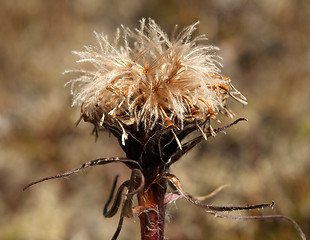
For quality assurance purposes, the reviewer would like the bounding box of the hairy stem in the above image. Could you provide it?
[137,178,167,240]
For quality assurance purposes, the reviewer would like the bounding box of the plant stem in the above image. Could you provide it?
[137,178,167,240]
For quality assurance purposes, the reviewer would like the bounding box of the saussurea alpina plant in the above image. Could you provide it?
[24,19,306,240]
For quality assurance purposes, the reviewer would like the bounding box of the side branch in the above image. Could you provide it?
[103,178,130,218]
[154,173,273,212]
[23,157,140,190]
[154,173,306,240]
[212,213,306,240]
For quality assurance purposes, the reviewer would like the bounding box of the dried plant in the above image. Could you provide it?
[24,19,306,240]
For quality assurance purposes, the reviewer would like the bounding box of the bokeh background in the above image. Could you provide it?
[1,0,309,239]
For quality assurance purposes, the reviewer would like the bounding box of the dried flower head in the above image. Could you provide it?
[25,19,306,240]
[66,18,247,138]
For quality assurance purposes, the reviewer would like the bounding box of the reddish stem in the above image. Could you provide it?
[137,178,167,240]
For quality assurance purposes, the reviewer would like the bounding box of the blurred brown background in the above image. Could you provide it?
[1,0,309,239]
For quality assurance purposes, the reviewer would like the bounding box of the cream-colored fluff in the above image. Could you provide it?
[66,18,247,133]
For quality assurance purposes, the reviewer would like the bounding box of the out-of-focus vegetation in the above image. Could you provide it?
[1,0,309,239]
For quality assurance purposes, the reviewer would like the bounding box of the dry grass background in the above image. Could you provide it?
[1,0,309,239]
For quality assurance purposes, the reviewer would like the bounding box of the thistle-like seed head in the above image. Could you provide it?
[66,18,246,134]
[66,19,247,174]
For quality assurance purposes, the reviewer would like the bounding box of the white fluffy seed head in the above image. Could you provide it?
[66,18,247,133]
